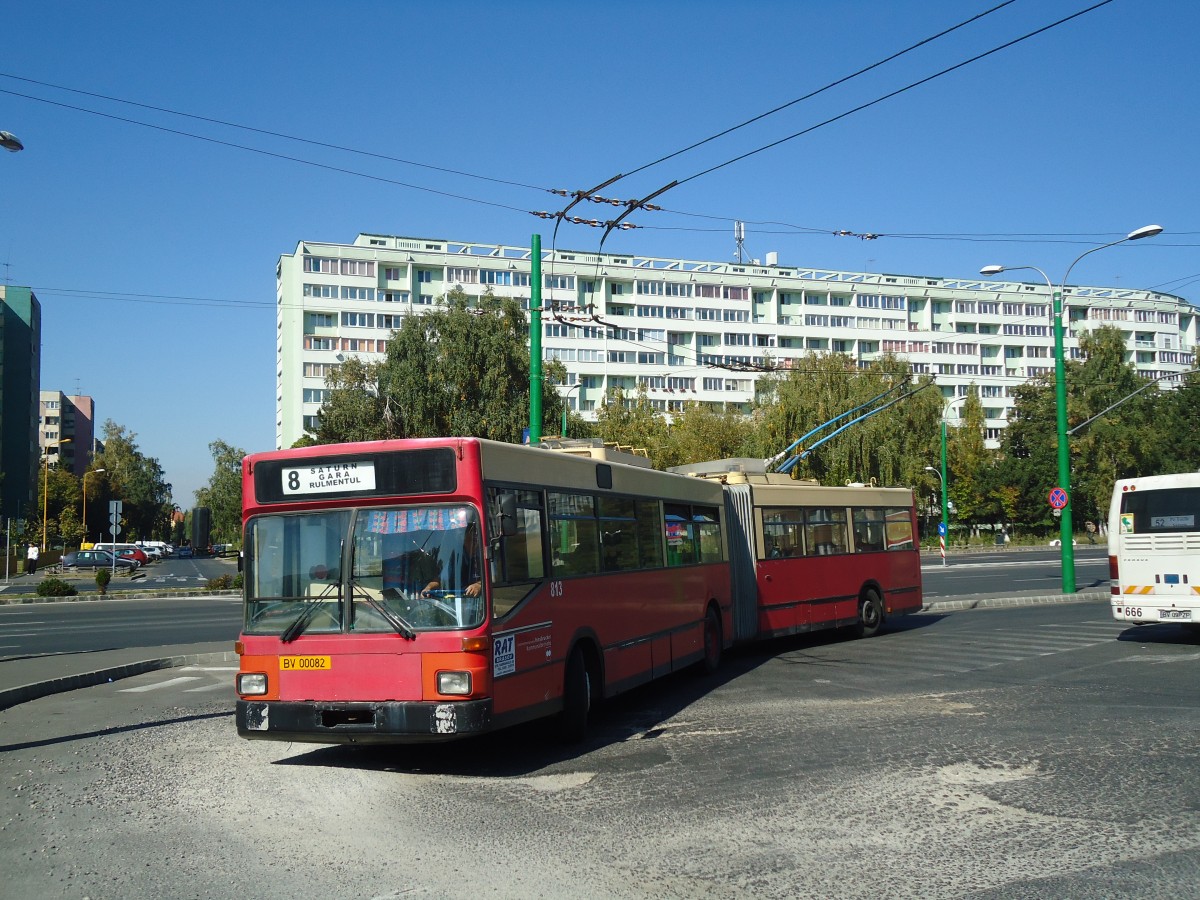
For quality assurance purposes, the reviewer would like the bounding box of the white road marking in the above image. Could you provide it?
[118,676,202,693]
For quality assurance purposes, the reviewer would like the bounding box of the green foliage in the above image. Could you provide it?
[656,402,756,470]
[206,574,235,591]
[995,325,1178,529]
[95,567,112,593]
[92,421,172,541]
[308,288,566,443]
[947,391,995,525]
[593,387,670,462]
[36,577,77,597]
[195,440,246,545]
[751,353,943,487]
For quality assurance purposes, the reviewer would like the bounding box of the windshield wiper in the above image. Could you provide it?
[280,582,339,644]
[351,582,416,639]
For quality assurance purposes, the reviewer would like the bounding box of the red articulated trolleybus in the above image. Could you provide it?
[234,439,922,745]
[669,458,923,642]
[235,437,730,744]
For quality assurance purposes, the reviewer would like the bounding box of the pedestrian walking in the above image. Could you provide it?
[25,543,39,575]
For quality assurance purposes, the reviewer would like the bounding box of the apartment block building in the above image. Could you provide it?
[39,391,96,477]
[0,285,41,523]
[276,234,1197,450]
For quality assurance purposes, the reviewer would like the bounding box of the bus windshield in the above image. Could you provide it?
[244,505,485,636]
[1119,487,1200,534]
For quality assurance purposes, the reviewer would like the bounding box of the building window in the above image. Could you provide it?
[384,267,405,281]
[339,260,375,277]
[342,312,375,328]
[417,270,433,283]
[304,257,337,274]
[307,313,335,329]
[341,286,375,301]
[447,267,478,284]
[303,284,338,298]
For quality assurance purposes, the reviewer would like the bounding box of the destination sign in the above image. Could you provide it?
[282,461,377,495]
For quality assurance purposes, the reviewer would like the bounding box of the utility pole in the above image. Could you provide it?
[529,234,543,445]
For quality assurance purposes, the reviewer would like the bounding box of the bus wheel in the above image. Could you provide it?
[559,647,592,743]
[701,606,723,675]
[854,590,884,639]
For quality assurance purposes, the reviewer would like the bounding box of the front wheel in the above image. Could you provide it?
[854,590,884,639]
[558,647,592,744]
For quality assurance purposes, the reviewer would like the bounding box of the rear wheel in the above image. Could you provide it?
[701,606,723,675]
[558,647,592,743]
[854,590,884,639]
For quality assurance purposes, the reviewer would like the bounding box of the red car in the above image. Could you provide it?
[117,547,149,567]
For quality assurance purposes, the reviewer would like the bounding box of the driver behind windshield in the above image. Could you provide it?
[381,532,441,597]
[422,523,482,598]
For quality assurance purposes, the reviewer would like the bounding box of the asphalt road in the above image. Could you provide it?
[921,545,1109,597]
[2,600,1196,899]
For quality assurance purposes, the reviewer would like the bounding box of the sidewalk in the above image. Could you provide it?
[0,586,1111,713]
[0,641,237,711]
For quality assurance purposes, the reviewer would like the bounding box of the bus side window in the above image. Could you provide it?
[488,487,547,618]
[664,504,696,566]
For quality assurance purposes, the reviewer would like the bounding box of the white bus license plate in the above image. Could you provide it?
[1158,609,1193,621]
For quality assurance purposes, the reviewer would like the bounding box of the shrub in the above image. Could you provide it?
[36,577,78,597]
[206,574,234,591]
[233,572,243,590]
[95,567,112,594]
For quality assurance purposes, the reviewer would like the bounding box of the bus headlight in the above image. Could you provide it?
[237,673,268,695]
[437,671,472,695]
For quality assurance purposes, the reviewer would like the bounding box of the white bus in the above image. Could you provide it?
[1108,472,1200,632]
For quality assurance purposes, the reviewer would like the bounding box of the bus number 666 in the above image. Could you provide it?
[1122,607,1143,619]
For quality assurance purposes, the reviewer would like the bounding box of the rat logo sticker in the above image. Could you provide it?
[493,634,516,677]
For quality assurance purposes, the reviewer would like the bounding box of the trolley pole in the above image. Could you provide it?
[529,233,543,446]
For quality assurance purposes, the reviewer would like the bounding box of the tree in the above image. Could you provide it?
[92,421,172,541]
[195,440,246,545]
[751,353,943,487]
[946,390,997,532]
[310,288,565,443]
[996,325,1164,531]
[592,387,670,462]
[657,402,756,470]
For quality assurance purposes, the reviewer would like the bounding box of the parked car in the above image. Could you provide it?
[62,549,137,571]
[116,547,149,567]
[137,545,163,561]
[177,546,194,559]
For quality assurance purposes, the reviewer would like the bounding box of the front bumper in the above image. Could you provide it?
[236,698,492,744]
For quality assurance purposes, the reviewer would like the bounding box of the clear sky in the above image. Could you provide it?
[2,1,1196,505]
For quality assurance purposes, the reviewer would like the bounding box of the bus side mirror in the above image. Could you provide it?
[498,493,518,537]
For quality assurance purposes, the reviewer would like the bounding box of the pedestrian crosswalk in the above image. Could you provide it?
[772,619,1127,679]
[116,665,236,695]
[849,621,1124,677]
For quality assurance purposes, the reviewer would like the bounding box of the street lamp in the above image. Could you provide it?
[924,465,948,567]
[980,223,1163,593]
[0,131,23,153]
[560,383,581,438]
[82,468,106,544]
[41,438,72,551]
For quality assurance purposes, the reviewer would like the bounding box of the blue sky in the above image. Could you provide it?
[2,1,1196,504]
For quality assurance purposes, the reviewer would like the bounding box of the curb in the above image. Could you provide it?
[0,589,240,605]
[922,590,1108,612]
[0,650,239,712]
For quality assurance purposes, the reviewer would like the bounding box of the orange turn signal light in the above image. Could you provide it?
[234,640,245,655]
[461,636,489,653]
